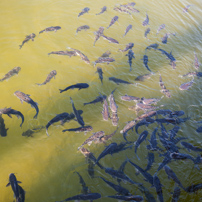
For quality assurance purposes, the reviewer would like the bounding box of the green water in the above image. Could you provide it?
[0,0,202,201]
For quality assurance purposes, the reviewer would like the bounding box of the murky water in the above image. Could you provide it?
[0,0,202,201]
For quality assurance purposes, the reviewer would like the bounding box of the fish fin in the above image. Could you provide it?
[6,182,10,187]
[7,114,12,118]
[17,181,22,183]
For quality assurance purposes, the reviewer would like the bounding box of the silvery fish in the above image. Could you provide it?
[111,112,119,126]
[0,66,21,82]
[142,12,149,26]
[19,33,36,49]
[179,79,194,90]
[123,24,132,37]
[159,74,171,98]
[121,94,141,102]
[94,57,115,67]
[102,35,119,44]
[39,26,61,34]
[36,70,57,86]
[96,6,107,15]
[48,50,77,57]
[108,88,118,113]
[101,98,110,121]
[68,47,90,64]
[78,7,90,17]
[119,42,134,52]
[107,16,119,29]
[94,26,104,46]
[114,6,131,15]
[76,25,90,34]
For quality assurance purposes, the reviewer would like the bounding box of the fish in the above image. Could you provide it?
[96,67,103,84]
[6,173,22,202]
[138,184,156,202]
[0,115,8,137]
[179,79,194,90]
[110,141,133,154]
[76,25,90,34]
[78,131,105,150]
[141,97,162,105]
[145,152,155,172]
[161,33,169,44]
[94,26,104,46]
[96,6,107,15]
[122,2,136,7]
[0,107,24,127]
[98,127,118,144]
[94,57,115,67]
[109,77,136,85]
[157,153,172,172]
[142,12,149,26]
[185,183,202,193]
[123,5,140,13]
[59,83,89,93]
[108,88,118,113]
[78,7,90,17]
[159,74,171,98]
[48,50,77,57]
[169,126,181,139]
[101,51,111,58]
[107,16,119,29]
[121,95,141,102]
[0,66,21,82]
[164,165,185,190]
[147,127,161,151]
[68,47,90,64]
[134,103,159,113]
[114,6,131,15]
[146,43,159,50]
[170,61,176,69]
[183,5,192,13]
[194,51,200,70]
[171,187,181,202]
[180,71,202,78]
[126,49,135,71]
[107,195,143,201]
[153,174,164,202]
[18,185,25,202]
[170,152,195,162]
[157,24,166,34]
[101,98,110,121]
[117,159,128,184]
[119,42,134,52]
[61,111,83,125]
[180,141,202,152]
[14,91,39,119]
[102,35,119,44]
[169,111,185,118]
[74,172,89,194]
[19,33,36,49]
[156,109,172,116]
[196,126,202,133]
[135,73,152,82]
[123,24,132,37]
[62,126,93,134]
[22,126,44,137]
[84,94,107,106]
[36,70,57,86]
[120,120,136,134]
[111,112,119,126]
[144,28,151,38]
[70,97,85,127]
[39,26,61,34]
[157,48,176,62]
[141,55,152,72]
[87,158,95,178]
[56,193,101,202]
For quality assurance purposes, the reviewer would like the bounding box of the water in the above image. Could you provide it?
[0,0,202,201]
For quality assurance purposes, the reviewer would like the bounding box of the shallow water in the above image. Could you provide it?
[0,0,202,201]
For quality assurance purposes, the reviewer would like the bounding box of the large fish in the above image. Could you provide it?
[84,94,107,106]
[0,115,8,137]
[142,12,149,26]
[147,127,160,151]
[48,50,77,57]
[180,71,202,78]
[107,16,119,29]
[68,47,90,64]
[18,185,25,202]
[0,66,21,82]
[14,91,39,119]
[126,49,135,71]
[94,26,104,46]
[159,74,171,98]
[157,24,166,34]
[76,25,90,34]
[0,107,24,127]
[119,42,134,52]
[96,6,107,15]
[94,57,115,67]
[19,33,36,49]
[78,7,90,17]
[109,77,136,85]
[98,127,118,143]
[36,70,57,86]
[39,26,61,34]
[96,67,103,84]
[102,35,119,44]
[179,79,194,90]
[59,83,89,93]
[123,24,132,37]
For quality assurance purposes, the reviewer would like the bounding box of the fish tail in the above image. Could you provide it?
[59,89,63,93]
[46,128,50,136]
[19,45,22,49]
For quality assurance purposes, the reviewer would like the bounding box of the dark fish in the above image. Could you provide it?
[170,152,195,162]
[153,174,164,202]
[62,125,93,134]
[117,159,128,185]
[146,43,159,50]
[59,83,89,93]
[141,55,152,72]
[18,185,25,202]
[96,67,103,84]
[56,193,101,202]
[194,51,200,70]
[114,6,131,15]
[171,187,181,202]
[69,47,90,64]
[110,141,133,154]
[70,97,85,127]
[0,107,24,127]
[181,141,202,152]
[169,111,185,118]
[108,88,118,113]
[0,66,21,82]
[126,49,135,71]
[94,57,115,67]
[22,126,44,137]
[78,131,105,150]
[61,111,83,125]
[145,152,155,172]
[157,153,172,172]
[101,51,111,58]
[107,16,119,29]
[6,173,22,202]
[14,91,39,119]
[156,109,172,116]
[159,74,171,98]
[76,25,90,34]
[84,94,107,106]
[78,7,90,17]
[135,73,152,81]
[161,33,169,44]
[123,24,132,37]
[102,35,119,44]
[186,183,202,193]
[111,112,119,126]
[48,50,77,57]
[147,127,160,151]
[94,26,104,46]
[19,33,36,49]
[96,6,107,15]
[183,5,192,13]
[109,77,136,85]
[107,195,143,201]
[142,12,149,26]
[74,172,89,194]
[138,184,156,202]
[39,26,61,34]
[169,125,181,139]
[87,158,95,178]
[179,79,194,90]
[119,42,134,52]
[36,70,57,86]
[157,24,166,35]
[157,48,176,62]
[121,94,141,102]
[134,103,158,112]
[101,98,110,121]
[144,28,151,38]
[196,126,202,133]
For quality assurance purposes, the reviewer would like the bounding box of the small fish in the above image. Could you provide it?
[123,24,132,37]
[96,6,107,15]
[180,71,202,78]
[36,70,57,86]
[138,184,156,202]
[185,183,202,193]
[94,27,104,46]
[135,73,152,81]
[145,152,155,172]
[107,195,143,201]
[147,127,160,151]
[74,172,89,194]
[170,61,176,69]
[142,12,149,26]
[114,6,131,15]
[136,111,157,121]
[157,153,172,172]
[59,83,89,93]
[102,35,119,44]
[62,125,93,134]
[94,57,115,67]
[119,42,134,52]
[0,66,21,82]
[96,67,103,84]
[101,51,111,58]
[183,5,192,13]
[76,25,90,34]
[141,97,161,105]
[141,55,152,72]
[126,49,135,71]
[123,2,136,7]
[146,43,159,50]
[14,91,39,119]
[157,48,176,62]
[22,126,44,137]
[6,173,22,202]
[161,33,169,44]
[19,33,36,49]
[170,152,195,162]
[70,97,85,127]
[69,47,90,64]
[78,7,90,17]
[179,79,194,90]
[0,107,24,127]
[48,50,77,57]
[0,115,8,137]
[181,141,202,152]
[171,187,181,202]
[84,94,107,106]
[39,26,61,34]
[153,175,164,202]
[121,94,141,102]
[101,98,110,121]
[123,5,140,13]
[144,28,151,38]
[108,88,118,113]
[107,16,119,29]
[109,77,136,85]
[157,24,166,35]
[194,51,200,70]
[159,74,171,98]
[196,126,202,133]
[111,112,119,126]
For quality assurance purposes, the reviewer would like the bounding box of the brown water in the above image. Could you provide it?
[0,0,202,201]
